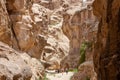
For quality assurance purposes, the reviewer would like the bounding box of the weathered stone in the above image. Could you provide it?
[0,0,12,45]
[93,0,120,80]
[0,41,44,80]
[71,61,97,80]
[61,1,97,68]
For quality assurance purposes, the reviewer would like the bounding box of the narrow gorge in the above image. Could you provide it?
[0,0,120,80]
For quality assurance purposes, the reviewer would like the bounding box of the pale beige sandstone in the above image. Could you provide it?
[60,1,98,80]
[4,0,70,70]
[0,0,101,80]
[6,0,68,60]
[61,0,98,68]
[0,41,44,80]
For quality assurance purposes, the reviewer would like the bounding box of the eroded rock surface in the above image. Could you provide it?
[2,0,70,65]
[0,0,12,45]
[0,0,102,80]
[61,0,98,68]
[93,0,120,80]
[0,41,44,80]
[0,0,70,73]
[71,61,97,80]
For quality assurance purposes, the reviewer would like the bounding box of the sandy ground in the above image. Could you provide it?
[46,72,75,80]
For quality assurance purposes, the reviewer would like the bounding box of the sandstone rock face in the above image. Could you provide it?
[11,9,48,58]
[0,0,12,45]
[0,42,32,80]
[0,0,104,80]
[93,0,120,80]
[3,0,70,62]
[0,41,44,80]
[0,0,70,71]
[20,53,44,80]
[61,0,98,68]
[0,1,47,79]
[6,0,47,58]
[40,9,70,68]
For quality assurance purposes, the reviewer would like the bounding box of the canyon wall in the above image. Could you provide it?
[1,0,120,80]
[61,0,98,68]
[58,1,98,80]
[0,0,97,70]
[0,0,110,80]
[0,0,70,79]
[93,0,120,80]
[0,0,12,45]
[2,0,70,63]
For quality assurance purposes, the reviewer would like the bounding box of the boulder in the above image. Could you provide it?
[71,61,97,80]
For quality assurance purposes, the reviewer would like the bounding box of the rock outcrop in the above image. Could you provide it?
[0,0,12,45]
[6,0,49,58]
[1,0,113,80]
[0,41,44,80]
[2,0,70,62]
[36,4,70,66]
[0,0,70,71]
[71,61,97,80]
[61,0,98,68]
[93,0,120,80]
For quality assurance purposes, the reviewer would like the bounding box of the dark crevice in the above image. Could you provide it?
[116,8,120,80]
[106,0,113,23]
[5,0,21,50]
[10,21,20,50]
[118,8,120,31]
[117,72,120,80]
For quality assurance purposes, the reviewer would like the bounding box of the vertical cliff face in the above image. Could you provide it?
[6,0,49,58]
[61,1,98,68]
[93,0,120,80]
[2,0,69,61]
[0,0,70,79]
[0,0,12,45]
[0,0,70,69]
